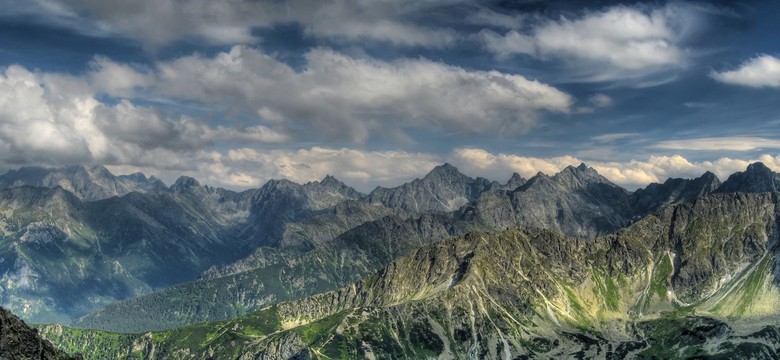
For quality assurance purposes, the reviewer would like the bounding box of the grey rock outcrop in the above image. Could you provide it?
[0,307,79,360]
[716,162,780,193]
[368,163,493,213]
[630,171,721,217]
[0,165,166,201]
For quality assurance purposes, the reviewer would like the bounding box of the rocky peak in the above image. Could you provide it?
[488,172,527,191]
[423,163,468,182]
[170,176,202,193]
[87,165,112,177]
[692,171,721,190]
[504,172,527,190]
[557,163,606,183]
[716,162,780,193]
[319,175,340,187]
[630,171,721,217]
[747,162,772,174]
[367,163,490,213]
[0,165,167,201]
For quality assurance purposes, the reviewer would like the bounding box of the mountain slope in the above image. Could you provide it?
[0,307,78,360]
[0,187,151,323]
[461,163,633,238]
[0,165,166,201]
[42,191,780,359]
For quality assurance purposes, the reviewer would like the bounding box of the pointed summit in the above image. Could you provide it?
[716,162,780,193]
[170,176,202,193]
[555,163,610,187]
[505,172,526,189]
[424,163,464,180]
[319,175,342,188]
[368,163,491,213]
[746,162,772,174]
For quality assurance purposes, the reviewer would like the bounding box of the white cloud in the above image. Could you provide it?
[19,0,464,48]
[87,56,153,97]
[479,4,697,82]
[711,55,780,88]
[0,64,287,168]
[588,94,614,108]
[153,45,573,142]
[466,7,525,29]
[592,133,638,143]
[655,136,780,151]
[0,65,94,164]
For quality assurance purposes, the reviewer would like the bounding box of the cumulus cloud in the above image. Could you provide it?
[710,55,780,88]
[87,56,153,97]
[479,3,697,82]
[153,45,573,142]
[655,136,780,151]
[0,64,287,168]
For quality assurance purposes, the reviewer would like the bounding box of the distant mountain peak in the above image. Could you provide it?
[557,163,605,184]
[746,161,771,173]
[319,174,342,187]
[716,162,780,193]
[170,176,202,193]
[0,165,167,201]
[507,172,525,184]
[425,163,463,179]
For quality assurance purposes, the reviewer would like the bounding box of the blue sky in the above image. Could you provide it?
[0,0,779,191]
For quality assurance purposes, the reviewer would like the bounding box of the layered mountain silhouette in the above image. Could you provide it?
[0,165,165,201]
[2,161,779,336]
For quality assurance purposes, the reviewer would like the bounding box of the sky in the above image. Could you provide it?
[0,0,779,192]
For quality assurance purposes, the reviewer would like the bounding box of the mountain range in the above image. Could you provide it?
[1,161,779,358]
[38,190,780,359]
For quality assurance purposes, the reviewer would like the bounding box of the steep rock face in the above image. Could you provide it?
[492,172,526,191]
[0,307,78,359]
[368,163,493,213]
[0,166,166,201]
[716,162,780,193]
[463,164,633,238]
[242,176,364,247]
[630,171,721,217]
